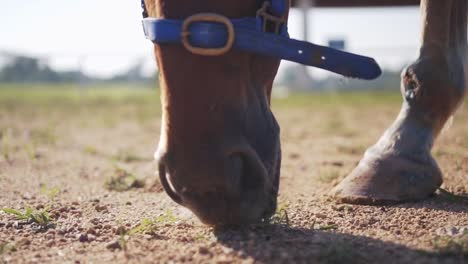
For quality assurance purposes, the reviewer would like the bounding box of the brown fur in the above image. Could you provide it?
[145,0,467,221]
[150,0,286,225]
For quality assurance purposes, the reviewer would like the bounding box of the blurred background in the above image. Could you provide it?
[1,2,467,262]
[0,0,422,92]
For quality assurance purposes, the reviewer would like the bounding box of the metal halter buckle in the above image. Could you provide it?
[181,13,235,56]
[256,2,286,34]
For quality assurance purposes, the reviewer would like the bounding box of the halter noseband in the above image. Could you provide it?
[140,0,382,80]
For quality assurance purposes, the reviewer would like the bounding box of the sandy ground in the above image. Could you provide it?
[0,89,466,263]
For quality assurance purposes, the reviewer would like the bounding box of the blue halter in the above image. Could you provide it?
[141,0,382,80]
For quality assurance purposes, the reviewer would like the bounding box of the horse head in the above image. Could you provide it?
[145,0,286,225]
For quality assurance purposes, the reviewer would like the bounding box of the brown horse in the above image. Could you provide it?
[143,0,467,225]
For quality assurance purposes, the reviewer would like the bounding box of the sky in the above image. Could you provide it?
[0,0,421,77]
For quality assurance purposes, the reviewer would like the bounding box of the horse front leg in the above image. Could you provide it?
[333,0,467,204]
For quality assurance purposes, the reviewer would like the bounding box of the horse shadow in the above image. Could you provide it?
[396,192,468,213]
[213,224,464,264]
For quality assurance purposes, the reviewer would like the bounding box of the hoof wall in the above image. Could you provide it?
[332,147,442,205]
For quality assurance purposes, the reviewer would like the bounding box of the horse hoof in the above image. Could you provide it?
[332,143,443,205]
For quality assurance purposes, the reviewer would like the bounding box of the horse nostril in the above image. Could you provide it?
[238,154,264,191]
[227,149,270,194]
[225,154,244,194]
[158,161,185,206]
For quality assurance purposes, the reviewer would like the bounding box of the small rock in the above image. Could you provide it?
[13,221,22,229]
[198,246,210,255]
[18,238,31,246]
[78,234,88,243]
[87,227,97,235]
[115,226,126,235]
[436,226,468,237]
[315,213,327,219]
[95,205,107,212]
[106,241,122,251]
[46,240,55,247]
[87,234,96,242]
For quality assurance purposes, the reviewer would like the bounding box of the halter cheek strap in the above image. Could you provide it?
[140,0,382,80]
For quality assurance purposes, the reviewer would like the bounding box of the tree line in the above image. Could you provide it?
[0,55,156,84]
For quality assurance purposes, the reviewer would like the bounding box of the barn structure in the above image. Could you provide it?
[282,0,420,90]
[291,0,420,42]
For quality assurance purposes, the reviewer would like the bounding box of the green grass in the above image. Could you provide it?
[272,90,402,109]
[318,169,341,184]
[109,210,178,252]
[0,242,16,255]
[0,84,158,107]
[39,185,61,200]
[268,201,290,226]
[30,127,56,145]
[104,168,145,192]
[1,207,54,229]
[0,84,403,110]
[127,210,178,235]
[112,150,152,163]
[437,188,468,203]
[83,146,99,155]
[431,229,468,257]
[1,83,467,110]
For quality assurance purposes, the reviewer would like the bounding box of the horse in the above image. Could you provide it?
[142,0,467,226]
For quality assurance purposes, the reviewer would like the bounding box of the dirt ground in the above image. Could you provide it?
[0,87,467,263]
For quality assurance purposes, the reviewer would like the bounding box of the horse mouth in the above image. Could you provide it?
[157,146,279,226]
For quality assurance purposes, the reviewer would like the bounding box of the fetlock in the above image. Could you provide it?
[401,52,466,136]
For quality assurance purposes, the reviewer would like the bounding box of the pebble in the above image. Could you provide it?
[18,238,31,246]
[78,234,88,243]
[106,241,122,251]
[115,226,126,235]
[315,213,327,219]
[87,234,96,242]
[95,205,107,212]
[46,240,55,247]
[87,227,97,235]
[198,246,210,255]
